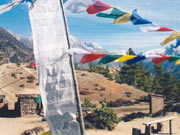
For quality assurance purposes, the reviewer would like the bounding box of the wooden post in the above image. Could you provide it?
[145,125,151,135]
[59,0,85,135]
[169,120,172,134]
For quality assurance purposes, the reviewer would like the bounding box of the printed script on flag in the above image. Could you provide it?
[29,0,81,134]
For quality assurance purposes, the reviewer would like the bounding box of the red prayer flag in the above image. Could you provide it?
[27,61,36,69]
[31,61,36,69]
[86,0,112,14]
[157,26,173,32]
[80,53,107,64]
[152,55,170,64]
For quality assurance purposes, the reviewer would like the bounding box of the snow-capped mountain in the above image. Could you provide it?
[8,31,33,49]
[109,50,127,55]
[69,35,107,53]
[143,44,180,78]
[9,31,107,53]
[143,48,166,56]
[143,44,180,56]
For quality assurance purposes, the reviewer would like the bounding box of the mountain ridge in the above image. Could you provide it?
[0,27,34,64]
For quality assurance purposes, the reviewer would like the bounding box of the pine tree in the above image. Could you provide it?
[117,48,152,92]
[152,64,164,94]
[153,64,180,101]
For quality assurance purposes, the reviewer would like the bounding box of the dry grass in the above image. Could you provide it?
[1,64,179,135]
[76,70,148,105]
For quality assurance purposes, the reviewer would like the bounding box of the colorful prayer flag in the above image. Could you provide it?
[175,38,180,48]
[96,8,126,19]
[130,9,152,25]
[30,61,36,69]
[113,12,132,24]
[175,59,180,65]
[34,96,42,104]
[114,55,136,62]
[168,56,180,62]
[86,0,112,14]
[65,0,95,13]
[126,55,146,64]
[98,55,122,64]
[152,55,170,64]
[63,0,68,3]
[140,25,173,32]
[161,31,180,46]
[41,131,50,135]
[80,53,107,64]
[0,0,24,14]
[145,55,161,60]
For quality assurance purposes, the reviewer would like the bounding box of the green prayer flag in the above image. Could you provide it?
[168,56,180,62]
[96,8,126,19]
[34,96,42,104]
[98,55,122,64]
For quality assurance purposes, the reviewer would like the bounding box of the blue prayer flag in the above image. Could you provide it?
[130,9,152,25]
[126,55,146,64]
[175,38,180,48]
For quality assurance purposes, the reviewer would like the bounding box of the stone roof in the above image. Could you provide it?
[16,94,40,98]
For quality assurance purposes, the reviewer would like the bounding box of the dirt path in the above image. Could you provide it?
[0,115,49,135]
[86,113,180,135]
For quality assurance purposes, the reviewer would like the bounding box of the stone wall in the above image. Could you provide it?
[149,94,164,114]
[16,94,41,116]
[0,94,43,117]
[0,95,6,113]
[0,95,5,104]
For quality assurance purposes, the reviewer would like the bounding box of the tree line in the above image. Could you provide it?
[86,48,180,101]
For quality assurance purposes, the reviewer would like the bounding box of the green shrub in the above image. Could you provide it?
[80,91,91,95]
[122,112,149,122]
[27,75,35,80]
[19,84,24,88]
[151,110,165,118]
[107,99,134,107]
[84,101,120,130]
[11,72,17,78]
[84,107,121,130]
[152,104,180,118]
[82,98,96,108]
[171,104,180,113]
[27,80,34,83]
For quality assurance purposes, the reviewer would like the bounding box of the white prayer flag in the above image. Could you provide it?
[140,24,173,32]
[29,0,81,134]
[64,0,95,13]
[140,25,161,32]
[0,0,23,14]
[145,55,161,60]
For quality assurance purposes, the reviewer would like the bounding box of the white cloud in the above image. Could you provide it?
[66,0,180,53]
[90,31,173,52]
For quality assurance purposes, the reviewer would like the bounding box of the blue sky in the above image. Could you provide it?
[0,0,180,53]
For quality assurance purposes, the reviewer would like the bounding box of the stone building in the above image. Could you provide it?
[15,94,42,116]
[0,94,43,117]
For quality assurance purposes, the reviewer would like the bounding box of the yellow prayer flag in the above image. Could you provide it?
[41,131,51,135]
[175,59,180,65]
[113,12,132,24]
[161,31,180,46]
[114,55,136,62]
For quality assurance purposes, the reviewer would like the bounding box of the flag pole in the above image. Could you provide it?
[59,0,85,135]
